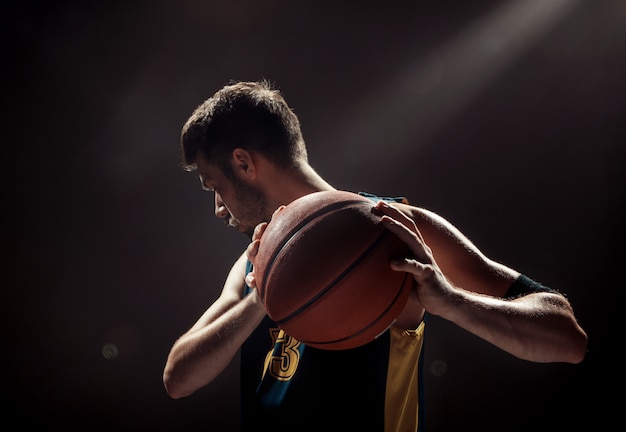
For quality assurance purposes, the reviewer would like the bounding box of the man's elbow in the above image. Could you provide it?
[163,366,192,400]
[566,325,588,364]
[544,294,589,364]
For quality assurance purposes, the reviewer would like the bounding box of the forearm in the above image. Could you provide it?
[163,292,266,399]
[376,202,588,364]
[441,289,588,363]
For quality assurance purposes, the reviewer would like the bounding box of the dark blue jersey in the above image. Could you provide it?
[240,192,425,432]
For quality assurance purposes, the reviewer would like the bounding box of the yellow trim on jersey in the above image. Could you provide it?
[385,322,425,432]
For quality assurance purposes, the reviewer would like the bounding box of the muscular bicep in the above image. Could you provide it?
[404,205,518,297]
[187,251,249,333]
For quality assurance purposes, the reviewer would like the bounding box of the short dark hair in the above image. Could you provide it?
[180,80,308,172]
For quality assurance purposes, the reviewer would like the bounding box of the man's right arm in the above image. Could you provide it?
[163,252,267,399]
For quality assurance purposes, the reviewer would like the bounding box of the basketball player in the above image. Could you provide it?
[163,80,587,431]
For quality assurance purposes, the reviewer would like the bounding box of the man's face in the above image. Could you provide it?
[196,152,269,238]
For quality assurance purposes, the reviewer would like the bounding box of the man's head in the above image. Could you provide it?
[180,80,308,174]
[180,80,309,237]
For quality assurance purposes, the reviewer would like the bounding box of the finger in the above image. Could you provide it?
[389,256,431,274]
[246,238,261,262]
[252,222,268,242]
[381,215,433,265]
[389,257,438,293]
[374,201,426,242]
[245,271,257,289]
[271,205,286,221]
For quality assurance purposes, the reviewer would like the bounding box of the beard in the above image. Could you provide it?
[227,176,269,239]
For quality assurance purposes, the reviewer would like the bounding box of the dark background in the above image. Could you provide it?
[4,0,623,430]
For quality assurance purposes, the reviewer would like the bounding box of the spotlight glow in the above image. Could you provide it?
[340,0,583,166]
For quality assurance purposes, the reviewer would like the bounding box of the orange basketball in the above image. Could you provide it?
[254,190,413,350]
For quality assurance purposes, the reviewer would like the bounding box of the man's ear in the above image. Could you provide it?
[231,148,257,179]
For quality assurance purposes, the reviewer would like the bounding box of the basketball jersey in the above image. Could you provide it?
[240,192,426,432]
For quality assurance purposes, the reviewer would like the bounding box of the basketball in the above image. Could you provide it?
[254,190,413,350]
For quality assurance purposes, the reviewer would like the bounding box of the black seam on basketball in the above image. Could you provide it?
[259,199,372,298]
[298,270,410,347]
[275,227,394,326]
